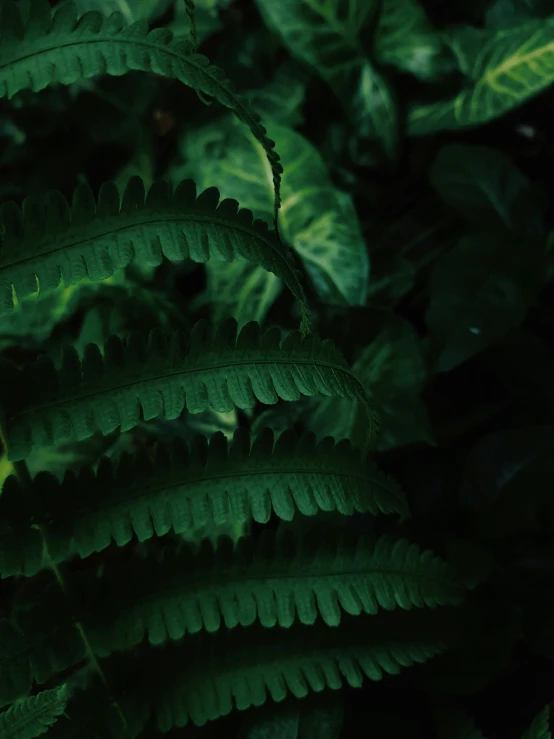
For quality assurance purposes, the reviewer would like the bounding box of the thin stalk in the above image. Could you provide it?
[184,0,198,52]
[1,428,132,737]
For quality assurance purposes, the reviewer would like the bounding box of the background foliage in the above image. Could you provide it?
[2,0,554,737]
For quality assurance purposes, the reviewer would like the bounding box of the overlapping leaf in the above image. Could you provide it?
[375,0,446,81]
[0,318,378,461]
[0,528,463,704]
[0,177,308,327]
[179,117,370,317]
[254,0,398,156]
[304,310,432,451]
[409,20,554,133]
[0,428,401,578]
[0,0,282,224]
[116,609,458,729]
[85,529,463,652]
[0,616,83,709]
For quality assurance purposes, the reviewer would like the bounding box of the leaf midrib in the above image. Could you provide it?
[0,35,233,107]
[0,212,285,271]
[64,464,401,519]
[12,354,365,420]
[101,562,460,622]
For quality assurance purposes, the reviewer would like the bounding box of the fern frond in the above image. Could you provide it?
[0,544,462,707]
[114,609,460,730]
[0,428,401,578]
[85,528,465,653]
[0,178,307,321]
[0,0,283,231]
[0,319,377,462]
[0,684,70,739]
[0,615,83,708]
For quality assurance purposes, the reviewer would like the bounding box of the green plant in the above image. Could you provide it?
[1,0,554,738]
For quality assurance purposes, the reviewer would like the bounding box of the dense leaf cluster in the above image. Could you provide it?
[1,0,554,737]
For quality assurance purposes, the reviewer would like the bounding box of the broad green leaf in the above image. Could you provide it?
[304,311,432,451]
[409,19,554,134]
[426,233,545,372]
[522,706,551,739]
[430,144,542,234]
[246,62,309,127]
[178,116,370,312]
[254,0,399,157]
[208,261,282,329]
[460,425,554,537]
[354,314,427,392]
[352,312,432,450]
[375,0,446,80]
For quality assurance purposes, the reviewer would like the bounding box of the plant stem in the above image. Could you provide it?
[3,443,132,737]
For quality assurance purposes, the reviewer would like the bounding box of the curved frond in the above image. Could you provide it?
[0,684,70,739]
[0,0,283,229]
[0,529,462,705]
[115,609,459,729]
[86,529,465,653]
[0,319,377,462]
[0,178,308,323]
[0,428,400,578]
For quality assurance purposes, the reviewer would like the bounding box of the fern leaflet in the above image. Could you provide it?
[0,684,70,738]
[0,178,308,327]
[0,319,377,462]
[85,529,466,653]
[0,0,283,230]
[0,529,463,705]
[0,428,402,578]
[112,609,459,730]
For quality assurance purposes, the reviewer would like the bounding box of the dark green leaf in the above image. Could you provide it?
[426,233,545,372]
[430,144,543,235]
[461,425,554,537]
[178,117,370,310]
[375,0,446,81]
[409,20,554,133]
[255,0,398,157]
